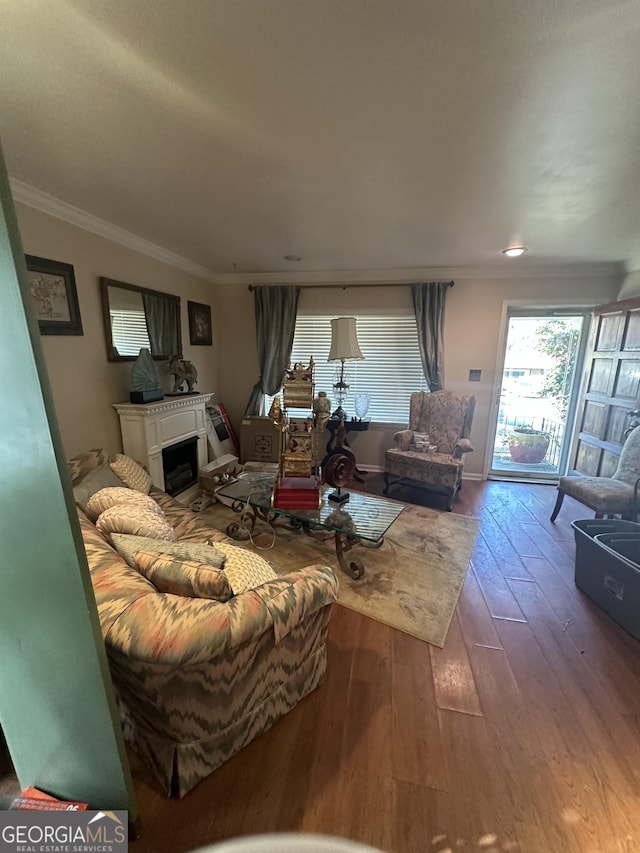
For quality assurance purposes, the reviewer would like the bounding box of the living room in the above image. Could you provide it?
[7,200,626,472]
[3,3,640,851]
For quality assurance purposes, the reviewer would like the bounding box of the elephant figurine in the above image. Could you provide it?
[165,355,198,393]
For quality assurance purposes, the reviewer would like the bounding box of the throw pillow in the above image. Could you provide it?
[86,487,164,523]
[412,432,431,452]
[111,534,227,570]
[110,454,152,494]
[212,541,277,593]
[67,449,108,487]
[96,506,177,541]
[72,465,125,512]
[133,550,233,602]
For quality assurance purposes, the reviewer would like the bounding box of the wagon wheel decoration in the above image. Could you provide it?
[323,448,356,489]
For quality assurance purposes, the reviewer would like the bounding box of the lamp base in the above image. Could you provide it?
[331,406,346,420]
[328,488,350,504]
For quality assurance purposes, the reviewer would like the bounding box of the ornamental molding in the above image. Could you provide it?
[10,178,216,282]
[113,393,214,417]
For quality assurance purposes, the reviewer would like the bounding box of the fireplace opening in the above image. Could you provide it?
[162,437,198,496]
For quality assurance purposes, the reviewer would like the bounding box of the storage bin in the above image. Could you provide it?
[571,519,640,640]
[199,454,238,493]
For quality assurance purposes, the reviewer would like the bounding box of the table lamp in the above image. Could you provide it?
[328,317,364,419]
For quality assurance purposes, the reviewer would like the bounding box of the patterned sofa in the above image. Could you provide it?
[68,450,338,797]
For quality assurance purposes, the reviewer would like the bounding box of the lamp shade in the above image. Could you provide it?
[328,317,364,362]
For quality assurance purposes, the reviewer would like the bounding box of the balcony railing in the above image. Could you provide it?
[493,410,565,471]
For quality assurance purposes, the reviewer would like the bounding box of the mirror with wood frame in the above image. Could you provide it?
[100,277,182,362]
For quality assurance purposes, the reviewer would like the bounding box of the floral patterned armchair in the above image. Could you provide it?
[383,390,476,510]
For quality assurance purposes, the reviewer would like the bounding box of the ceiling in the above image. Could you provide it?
[2,0,640,280]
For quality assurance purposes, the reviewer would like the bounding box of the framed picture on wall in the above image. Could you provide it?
[25,254,83,335]
[188,300,212,345]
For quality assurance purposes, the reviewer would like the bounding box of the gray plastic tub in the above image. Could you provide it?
[571,519,640,640]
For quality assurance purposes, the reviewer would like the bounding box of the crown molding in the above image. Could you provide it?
[216,261,625,286]
[9,179,626,285]
[10,178,217,282]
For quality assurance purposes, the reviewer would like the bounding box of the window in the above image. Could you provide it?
[109,309,151,357]
[268,314,427,424]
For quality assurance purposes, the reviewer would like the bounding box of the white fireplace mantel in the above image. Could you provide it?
[113,393,213,501]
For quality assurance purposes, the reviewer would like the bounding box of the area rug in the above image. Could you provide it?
[201,500,480,647]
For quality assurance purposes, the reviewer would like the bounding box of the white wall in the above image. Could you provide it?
[15,203,219,459]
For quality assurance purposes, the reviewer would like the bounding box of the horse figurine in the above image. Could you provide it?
[165,355,198,393]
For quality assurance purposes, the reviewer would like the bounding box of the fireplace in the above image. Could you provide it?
[162,437,198,496]
[113,393,213,504]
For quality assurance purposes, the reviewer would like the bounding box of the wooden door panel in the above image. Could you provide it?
[613,359,640,398]
[601,450,620,477]
[606,406,630,444]
[595,312,624,351]
[570,298,640,477]
[581,401,607,440]
[575,441,601,476]
[622,309,640,350]
[588,358,614,394]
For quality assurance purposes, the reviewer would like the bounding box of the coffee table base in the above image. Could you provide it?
[334,533,366,579]
[225,499,383,579]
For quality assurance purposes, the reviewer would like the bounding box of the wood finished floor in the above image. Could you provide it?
[4,477,640,851]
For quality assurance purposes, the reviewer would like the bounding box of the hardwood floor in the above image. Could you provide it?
[125,477,640,852]
[5,478,640,851]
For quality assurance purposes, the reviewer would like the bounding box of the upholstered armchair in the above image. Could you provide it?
[383,390,476,510]
[550,425,640,523]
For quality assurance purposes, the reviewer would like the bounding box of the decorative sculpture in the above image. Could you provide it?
[323,415,356,503]
[165,355,198,394]
[313,391,332,432]
[129,348,164,403]
[270,358,321,509]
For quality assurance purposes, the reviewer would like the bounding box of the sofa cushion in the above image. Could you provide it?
[77,511,157,637]
[68,449,108,487]
[73,465,126,511]
[150,487,228,542]
[110,453,152,493]
[133,550,234,602]
[212,541,277,594]
[86,487,164,523]
[111,534,227,570]
[96,506,177,541]
[385,447,462,489]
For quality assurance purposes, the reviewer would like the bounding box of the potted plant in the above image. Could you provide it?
[508,427,551,464]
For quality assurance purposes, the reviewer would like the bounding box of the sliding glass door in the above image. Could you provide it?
[488,309,591,480]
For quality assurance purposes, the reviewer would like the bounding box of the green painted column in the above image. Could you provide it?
[0,143,138,816]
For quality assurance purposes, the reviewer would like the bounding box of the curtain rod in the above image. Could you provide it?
[247,281,454,291]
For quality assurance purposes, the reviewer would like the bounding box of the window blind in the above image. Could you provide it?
[109,309,151,356]
[268,314,427,424]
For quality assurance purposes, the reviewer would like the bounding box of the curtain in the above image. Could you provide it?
[142,292,179,356]
[411,281,452,391]
[244,285,301,416]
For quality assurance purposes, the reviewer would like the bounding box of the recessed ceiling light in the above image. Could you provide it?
[502,246,528,257]
[283,254,302,262]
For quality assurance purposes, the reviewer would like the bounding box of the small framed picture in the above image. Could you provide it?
[188,300,212,345]
[25,255,83,336]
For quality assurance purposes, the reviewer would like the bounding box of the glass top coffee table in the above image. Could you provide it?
[216,473,405,579]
